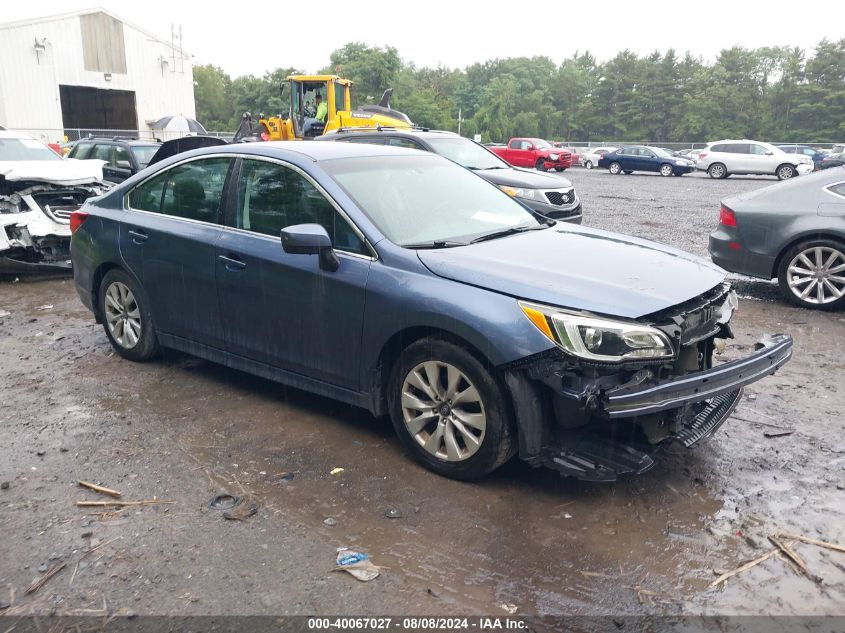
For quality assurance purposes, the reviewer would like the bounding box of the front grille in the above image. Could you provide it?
[545,190,574,206]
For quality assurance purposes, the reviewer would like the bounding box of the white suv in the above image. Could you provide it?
[697,140,814,180]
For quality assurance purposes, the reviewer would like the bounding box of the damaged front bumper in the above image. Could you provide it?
[505,333,793,482]
[0,182,105,274]
[602,334,792,418]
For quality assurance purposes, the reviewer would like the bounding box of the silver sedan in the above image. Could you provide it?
[709,167,845,310]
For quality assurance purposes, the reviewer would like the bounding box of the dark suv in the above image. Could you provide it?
[68,138,160,184]
[317,128,582,223]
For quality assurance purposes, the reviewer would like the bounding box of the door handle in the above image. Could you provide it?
[218,254,246,271]
[128,229,148,243]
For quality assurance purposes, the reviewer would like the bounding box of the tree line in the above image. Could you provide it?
[193,39,845,143]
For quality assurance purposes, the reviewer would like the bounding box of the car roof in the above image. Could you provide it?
[327,128,460,141]
[164,140,426,164]
[77,138,159,146]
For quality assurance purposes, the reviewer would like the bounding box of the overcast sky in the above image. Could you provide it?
[3,2,843,77]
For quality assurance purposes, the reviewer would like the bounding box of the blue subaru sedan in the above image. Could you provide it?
[598,145,695,176]
[69,142,791,481]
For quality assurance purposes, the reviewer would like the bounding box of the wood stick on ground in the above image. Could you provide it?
[25,563,66,595]
[769,535,810,575]
[70,536,123,585]
[709,541,796,588]
[76,500,175,508]
[779,533,845,554]
[77,480,121,498]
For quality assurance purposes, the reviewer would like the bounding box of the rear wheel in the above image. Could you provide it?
[98,269,159,361]
[777,240,845,310]
[659,163,673,177]
[623,170,633,174]
[584,160,593,170]
[708,163,728,179]
[535,158,547,172]
[388,338,516,480]
[776,164,796,180]
[608,161,622,175]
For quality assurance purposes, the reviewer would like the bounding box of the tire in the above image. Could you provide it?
[623,170,633,174]
[535,158,547,172]
[608,161,622,175]
[776,164,796,180]
[584,160,593,170]
[659,163,673,177]
[387,337,516,480]
[98,268,160,361]
[777,239,845,310]
[554,167,566,172]
[708,163,728,179]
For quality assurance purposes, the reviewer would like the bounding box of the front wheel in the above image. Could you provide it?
[608,161,622,175]
[776,164,796,180]
[98,269,160,361]
[535,158,547,172]
[777,240,845,310]
[659,163,673,177]
[584,160,593,170]
[388,338,516,480]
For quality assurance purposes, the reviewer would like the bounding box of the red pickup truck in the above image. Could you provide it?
[490,138,572,171]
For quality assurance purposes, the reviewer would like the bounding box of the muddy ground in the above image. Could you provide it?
[0,169,843,620]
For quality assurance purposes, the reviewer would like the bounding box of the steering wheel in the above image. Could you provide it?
[303,102,316,118]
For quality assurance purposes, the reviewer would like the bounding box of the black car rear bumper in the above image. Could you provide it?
[601,333,792,418]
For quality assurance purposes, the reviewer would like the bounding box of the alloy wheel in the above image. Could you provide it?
[585,161,593,169]
[778,165,795,179]
[401,361,486,462]
[104,281,142,349]
[786,246,845,305]
[709,164,725,178]
[660,164,673,176]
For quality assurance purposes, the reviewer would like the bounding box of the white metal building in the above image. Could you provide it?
[0,8,195,142]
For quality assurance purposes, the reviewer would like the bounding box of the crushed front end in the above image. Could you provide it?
[504,283,793,481]
[0,179,106,274]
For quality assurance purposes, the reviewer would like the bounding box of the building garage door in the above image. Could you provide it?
[59,85,137,138]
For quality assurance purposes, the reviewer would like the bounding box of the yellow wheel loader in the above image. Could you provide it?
[235,75,413,142]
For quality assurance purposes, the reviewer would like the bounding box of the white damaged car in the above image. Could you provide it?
[1,131,108,273]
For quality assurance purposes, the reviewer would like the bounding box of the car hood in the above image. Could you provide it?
[473,167,573,190]
[416,225,726,319]
[0,159,104,185]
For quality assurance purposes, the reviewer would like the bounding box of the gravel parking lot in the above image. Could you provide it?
[1,167,843,620]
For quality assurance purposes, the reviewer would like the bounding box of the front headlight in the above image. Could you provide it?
[549,153,560,161]
[519,301,675,362]
[499,185,536,200]
[675,160,686,166]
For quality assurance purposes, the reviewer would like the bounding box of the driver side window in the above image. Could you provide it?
[235,159,369,256]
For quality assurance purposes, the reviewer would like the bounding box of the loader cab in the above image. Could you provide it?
[289,75,352,138]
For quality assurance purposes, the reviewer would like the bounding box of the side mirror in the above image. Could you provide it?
[526,144,534,151]
[280,223,339,272]
[116,160,131,169]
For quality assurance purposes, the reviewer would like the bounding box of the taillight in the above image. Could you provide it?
[699,151,708,159]
[719,205,738,228]
[70,210,89,233]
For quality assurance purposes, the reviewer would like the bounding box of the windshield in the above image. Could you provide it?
[0,138,62,161]
[131,145,159,168]
[533,139,552,149]
[426,137,509,170]
[651,147,673,157]
[323,154,541,246]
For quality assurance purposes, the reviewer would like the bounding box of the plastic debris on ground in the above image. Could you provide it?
[330,467,344,476]
[333,548,380,582]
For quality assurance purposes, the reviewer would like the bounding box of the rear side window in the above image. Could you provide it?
[91,144,112,162]
[235,159,367,255]
[509,140,520,149]
[129,158,230,223]
[710,144,727,152]
[340,136,385,145]
[71,142,94,159]
[128,172,167,211]
[386,137,423,149]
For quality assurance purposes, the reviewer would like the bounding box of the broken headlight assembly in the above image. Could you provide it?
[519,301,675,362]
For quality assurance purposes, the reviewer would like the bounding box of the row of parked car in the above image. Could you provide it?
[579,141,843,180]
